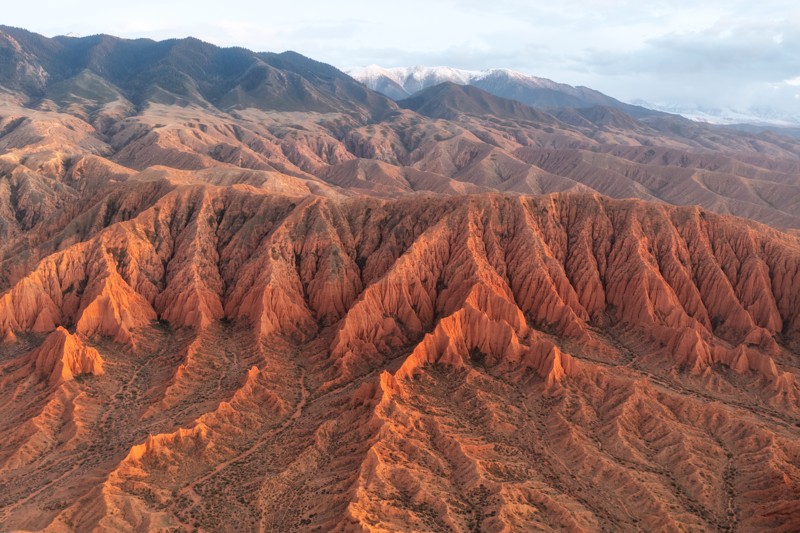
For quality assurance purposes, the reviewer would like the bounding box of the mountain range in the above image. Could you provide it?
[631,100,800,128]
[349,64,661,118]
[351,65,800,132]
[0,26,799,532]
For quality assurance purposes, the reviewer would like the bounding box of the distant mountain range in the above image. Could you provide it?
[631,100,800,128]
[1,26,800,533]
[348,65,662,118]
[0,25,393,118]
[1,25,799,229]
[350,65,800,133]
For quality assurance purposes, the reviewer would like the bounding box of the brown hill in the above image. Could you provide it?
[1,79,799,240]
[0,27,799,235]
[399,82,557,123]
[0,190,798,531]
[1,27,800,533]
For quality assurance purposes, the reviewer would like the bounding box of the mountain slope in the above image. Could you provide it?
[0,27,799,533]
[0,64,799,246]
[398,82,557,122]
[0,25,395,118]
[350,65,661,117]
[0,190,799,531]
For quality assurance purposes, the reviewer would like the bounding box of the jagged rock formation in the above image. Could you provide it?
[0,190,798,531]
[30,327,104,385]
[1,26,800,533]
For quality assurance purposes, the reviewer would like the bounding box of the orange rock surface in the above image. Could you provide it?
[0,190,798,531]
[0,27,799,531]
[31,327,104,385]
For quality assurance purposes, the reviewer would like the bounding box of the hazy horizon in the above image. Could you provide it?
[4,0,800,117]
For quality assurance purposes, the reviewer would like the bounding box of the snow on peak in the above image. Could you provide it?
[346,65,396,84]
[347,65,561,96]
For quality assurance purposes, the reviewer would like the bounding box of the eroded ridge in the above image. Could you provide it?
[1,191,799,531]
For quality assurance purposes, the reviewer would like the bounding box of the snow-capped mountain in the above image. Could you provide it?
[631,100,800,127]
[347,65,564,97]
[350,66,800,130]
[348,65,660,118]
[347,66,475,99]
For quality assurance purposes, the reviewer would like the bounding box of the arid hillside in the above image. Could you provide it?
[1,25,800,240]
[0,27,799,533]
[0,190,798,531]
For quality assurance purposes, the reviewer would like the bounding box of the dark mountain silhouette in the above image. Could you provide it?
[0,25,395,116]
[351,64,663,118]
[399,81,556,122]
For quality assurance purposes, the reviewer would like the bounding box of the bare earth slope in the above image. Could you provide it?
[0,190,798,531]
[1,27,800,533]
[1,25,800,239]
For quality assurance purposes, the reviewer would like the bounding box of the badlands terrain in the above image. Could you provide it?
[0,26,799,532]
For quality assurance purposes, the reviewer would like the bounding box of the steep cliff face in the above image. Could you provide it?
[0,190,798,531]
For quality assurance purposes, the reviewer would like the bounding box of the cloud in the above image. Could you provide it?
[562,19,800,112]
[588,24,800,79]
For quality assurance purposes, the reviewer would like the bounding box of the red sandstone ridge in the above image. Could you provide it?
[0,28,799,531]
[30,327,104,385]
[0,190,798,531]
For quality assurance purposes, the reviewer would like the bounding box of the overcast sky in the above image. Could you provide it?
[5,0,800,115]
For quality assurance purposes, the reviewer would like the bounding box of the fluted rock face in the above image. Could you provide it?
[0,189,799,531]
[30,327,104,385]
[2,28,800,531]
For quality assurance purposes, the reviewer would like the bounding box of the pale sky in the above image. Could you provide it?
[4,0,800,115]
